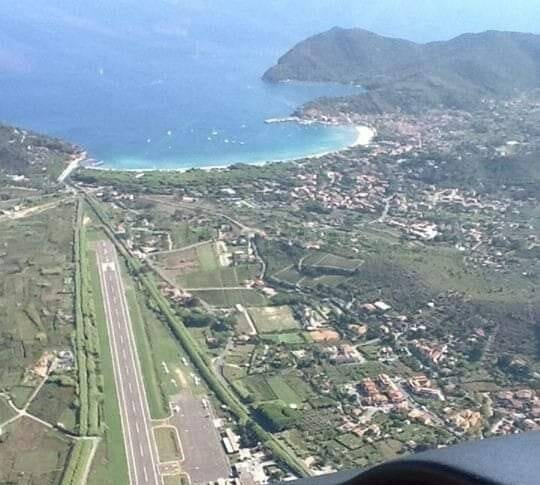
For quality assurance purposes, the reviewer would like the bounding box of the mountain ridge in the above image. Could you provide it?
[263,27,540,114]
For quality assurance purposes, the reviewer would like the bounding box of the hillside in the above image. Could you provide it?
[264,28,540,113]
[0,123,81,188]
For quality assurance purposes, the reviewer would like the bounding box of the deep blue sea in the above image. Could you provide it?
[4,1,530,169]
[0,1,361,169]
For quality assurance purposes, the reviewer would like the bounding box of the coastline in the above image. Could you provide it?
[87,124,375,174]
[58,151,88,182]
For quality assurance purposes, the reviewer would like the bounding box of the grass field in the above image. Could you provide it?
[0,395,16,424]
[125,262,196,409]
[259,332,306,344]
[267,376,302,406]
[197,243,219,271]
[281,375,315,401]
[170,221,216,249]
[9,385,35,408]
[300,274,351,288]
[177,264,259,289]
[240,375,278,402]
[302,252,363,272]
[152,242,217,279]
[154,426,182,463]
[0,417,73,485]
[248,306,299,333]
[192,288,268,307]
[233,310,254,335]
[124,285,168,419]
[272,266,304,285]
[61,439,96,485]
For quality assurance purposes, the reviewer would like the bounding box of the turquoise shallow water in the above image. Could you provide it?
[0,2,361,170]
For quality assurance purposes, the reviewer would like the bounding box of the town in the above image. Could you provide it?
[61,91,539,479]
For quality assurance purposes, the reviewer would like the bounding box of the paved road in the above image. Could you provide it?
[96,240,161,485]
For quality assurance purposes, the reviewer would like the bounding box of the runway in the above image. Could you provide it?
[96,240,161,485]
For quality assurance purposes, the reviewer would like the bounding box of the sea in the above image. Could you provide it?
[0,1,362,170]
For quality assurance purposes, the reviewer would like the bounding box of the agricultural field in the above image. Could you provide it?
[27,381,78,432]
[0,417,74,485]
[0,202,76,400]
[238,375,277,402]
[272,266,304,285]
[170,221,217,249]
[260,332,307,345]
[192,288,268,307]
[302,252,364,273]
[153,241,259,289]
[152,245,209,280]
[248,306,300,333]
[236,372,311,406]
[178,265,259,289]
[0,395,16,423]
[233,310,256,335]
[153,238,260,290]
[267,376,303,406]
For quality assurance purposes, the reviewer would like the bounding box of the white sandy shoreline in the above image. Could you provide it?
[87,125,376,174]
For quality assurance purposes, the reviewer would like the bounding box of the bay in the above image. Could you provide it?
[0,1,361,169]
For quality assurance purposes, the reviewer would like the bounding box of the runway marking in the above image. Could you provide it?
[96,241,161,485]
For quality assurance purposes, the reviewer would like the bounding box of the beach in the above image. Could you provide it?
[351,125,376,147]
[88,124,375,174]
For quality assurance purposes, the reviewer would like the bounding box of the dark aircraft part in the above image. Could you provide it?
[288,431,540,485]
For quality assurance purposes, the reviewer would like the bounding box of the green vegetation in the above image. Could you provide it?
[85,226,129,485]
[260,332,307,345]
[0,417,73,485]
[0,201,76,406]
[264,27,540,114]
[74,161,298,195]
[177,265,259,289]
[154,427,182,462]
[302,252,363,274]
[28,381,78,432]
[152,242,260,289]
[61,439,96,485]
[193,288,269,307]
[123,275,169,418]
[267,376,303,406]
[84,192,310,475]
[74,201,102,436]
[0,123,80,189]
[255,401,301,432]
[335,433,363,450]
[0,395,16,424]
[248,306,300,333]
